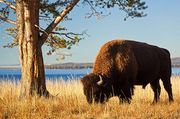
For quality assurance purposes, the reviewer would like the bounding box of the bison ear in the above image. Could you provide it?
[97,75,103,85]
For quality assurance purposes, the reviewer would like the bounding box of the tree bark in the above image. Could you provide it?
[16,0,49,98]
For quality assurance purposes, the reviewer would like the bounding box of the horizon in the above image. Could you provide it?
[0,57,180,66]
[0,0,180,65]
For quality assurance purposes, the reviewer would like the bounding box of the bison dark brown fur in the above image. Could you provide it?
[81,40,173,104]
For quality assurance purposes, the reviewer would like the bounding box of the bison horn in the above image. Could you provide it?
[97,75,103,85]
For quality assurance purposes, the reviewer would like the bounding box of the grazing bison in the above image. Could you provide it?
[81,40,173,104]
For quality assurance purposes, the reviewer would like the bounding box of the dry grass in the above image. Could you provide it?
[0,76,180,119]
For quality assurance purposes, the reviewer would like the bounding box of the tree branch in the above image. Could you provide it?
[0,0,16,10]
[51,31,83,36]
[84,0,101,18]
[40,0,80,46]
[51,31,82,40]
[0,15,16,24]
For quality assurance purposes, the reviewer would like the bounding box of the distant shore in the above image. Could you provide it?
[0,63,93,69]
[0,62,180,69]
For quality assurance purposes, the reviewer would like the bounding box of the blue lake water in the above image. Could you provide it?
[0,68,92,81]
[0,68,180,81]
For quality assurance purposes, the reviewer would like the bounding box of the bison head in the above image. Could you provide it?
[81,73,111,104]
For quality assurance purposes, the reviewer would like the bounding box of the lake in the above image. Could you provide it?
[0,68,91,81]
[0,68,180,81]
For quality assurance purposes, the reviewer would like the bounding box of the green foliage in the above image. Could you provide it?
[3,25,85,56]
[5,27,17,39]
[46,26,85,55]
[3,27,18,48]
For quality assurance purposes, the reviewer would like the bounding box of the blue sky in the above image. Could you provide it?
[0,0,180,65]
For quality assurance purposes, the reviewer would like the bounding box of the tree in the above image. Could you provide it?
[0,0,147,98]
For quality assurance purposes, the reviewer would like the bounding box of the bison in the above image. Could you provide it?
[81,40,173,104]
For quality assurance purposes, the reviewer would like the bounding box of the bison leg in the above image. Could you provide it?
[150,79,161,103]
[118,77,134,104]
[118,88,132,104]
[118,95,131,104]
[161,77,174,102]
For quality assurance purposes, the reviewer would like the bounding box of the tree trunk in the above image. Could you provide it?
[16,0,49,97]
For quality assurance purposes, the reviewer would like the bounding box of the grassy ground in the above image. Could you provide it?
[0,76,180,119]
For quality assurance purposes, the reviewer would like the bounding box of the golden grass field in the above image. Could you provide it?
[0,76,180,119]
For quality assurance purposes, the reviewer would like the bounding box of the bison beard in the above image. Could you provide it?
[81,40,173,104]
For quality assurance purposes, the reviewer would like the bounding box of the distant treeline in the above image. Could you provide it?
[45,63,180,69]
[45,63,93,69]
